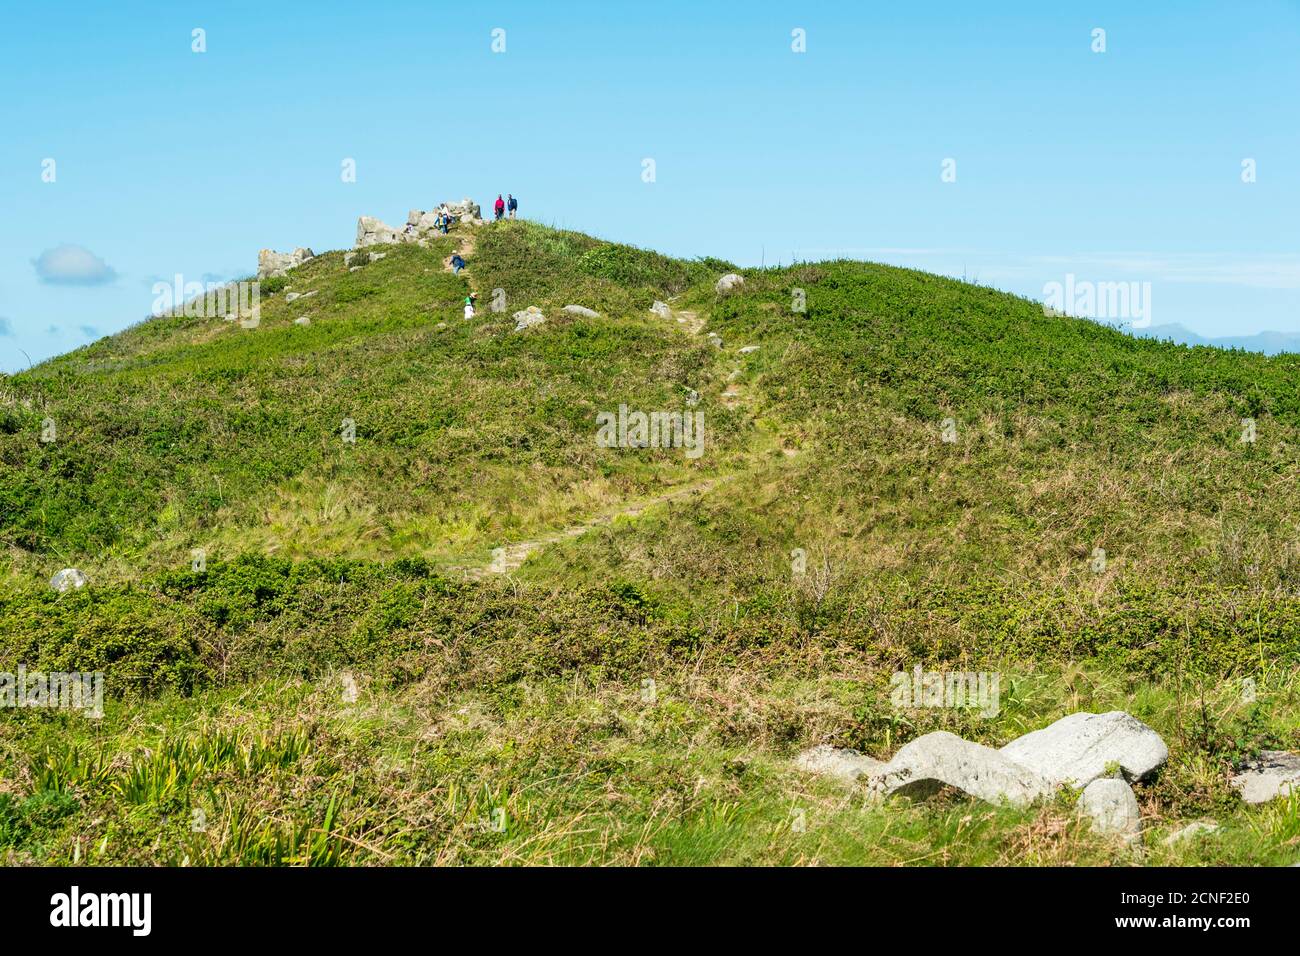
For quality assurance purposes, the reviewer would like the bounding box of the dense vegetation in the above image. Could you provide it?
[1,219,1296,864]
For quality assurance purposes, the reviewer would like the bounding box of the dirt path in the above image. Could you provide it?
[442,226,480,274]
[458,474,731,579]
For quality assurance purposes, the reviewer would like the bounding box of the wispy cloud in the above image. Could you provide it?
[33,244,118,286]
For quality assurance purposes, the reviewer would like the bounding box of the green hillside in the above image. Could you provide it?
[1,219,1296,865]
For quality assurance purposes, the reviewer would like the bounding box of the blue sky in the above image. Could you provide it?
[1,0,1297,371]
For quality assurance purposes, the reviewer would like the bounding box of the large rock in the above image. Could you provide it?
[865,731,1052,807]
[1079,778,1142,838]
[715,273,745,294]
[649,301,672,320]
[50,568,88,592]
[257,247,314,279]
[794,745,886,786]
[1000,711,1168,788]
[442,198,483,224]
[355,216,402,248]
[513,306,546,332]
[1230,751,1300,804]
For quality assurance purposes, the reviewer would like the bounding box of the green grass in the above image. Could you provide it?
[2,219,1299,865]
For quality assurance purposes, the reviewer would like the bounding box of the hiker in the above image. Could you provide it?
[507,194,518,219]
[494,194,505,221]
[464,292,477,319]
[450,253,466,274]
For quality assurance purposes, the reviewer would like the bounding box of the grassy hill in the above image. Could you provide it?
[1,218,1297,865]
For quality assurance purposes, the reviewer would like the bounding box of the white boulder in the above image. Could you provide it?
[1230,751,1300,804]
[1000,711,1168,788]
[1079,778,1142,837]
[513,306,546,332]
[865,731,1053,807]
[715,273,745,294]
[563,305,601,318]
[50,568,88,592]
[649,301,672,320]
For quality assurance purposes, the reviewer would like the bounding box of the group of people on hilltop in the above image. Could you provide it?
[493,193,518,221]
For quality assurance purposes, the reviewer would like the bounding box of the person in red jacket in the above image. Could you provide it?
[494,195,505,221]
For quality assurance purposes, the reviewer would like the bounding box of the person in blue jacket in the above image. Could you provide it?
[507,194,518,219]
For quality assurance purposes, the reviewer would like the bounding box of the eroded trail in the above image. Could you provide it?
[459,474,731,579]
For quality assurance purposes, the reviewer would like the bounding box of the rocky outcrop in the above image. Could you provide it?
[999,711,1168,788]
[1230,751,1300,804]
[1079,778,1142,838]
[355,216,403,248]
[796,710,1171,810]
[258,247,314,279]
[357,199,484,249]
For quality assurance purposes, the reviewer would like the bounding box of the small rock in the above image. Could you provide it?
[369,252,387,263]
[50,568,88,592]
[349,266,362,273]
[1162,820,1219,846]
[563,305,601,318]
[707,332,723,349]
[1230,751,1300,804]
[794,745,886,786]
[738,345,760,354]
[285,292,301,302]
[649,301,672,320]
[715,273,745,294]
[1000,711,1168,788]
[513,306,546,332]
[293,316,311,326]
[1079,778,1142,838]
[866,731,1052,807]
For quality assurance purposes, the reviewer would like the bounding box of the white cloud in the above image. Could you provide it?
[33,244,118,286]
